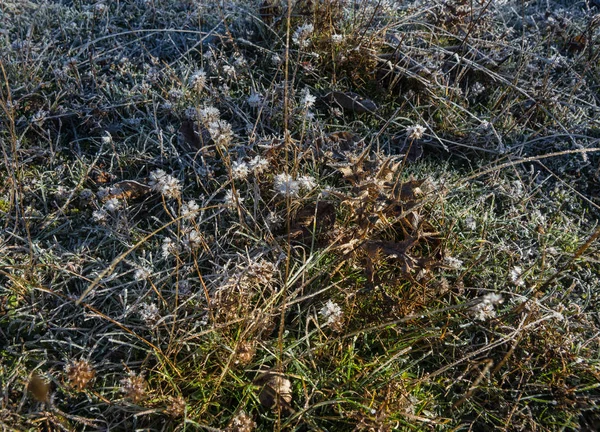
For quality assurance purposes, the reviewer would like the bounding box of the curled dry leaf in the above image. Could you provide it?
[290,201,336,246]
[179,120,214,153]
[254,371,293,411]
[326,91,378,113]
[27,373,50,403]
[259,0,282,24]
[317,131,365,161]
[88,168,114,185]
[390,135,424,162]
[106,180,152,201]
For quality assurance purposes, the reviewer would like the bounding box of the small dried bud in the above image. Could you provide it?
[227,410,256,432]
[65,359,96,391]
[120,371,147,403]
[235,341,256,366]
[166,395,186,418]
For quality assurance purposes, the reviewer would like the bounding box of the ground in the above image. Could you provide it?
[1,0,600,430]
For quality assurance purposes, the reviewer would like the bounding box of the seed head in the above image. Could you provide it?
[65,359,96,391]
[120,371,147,403]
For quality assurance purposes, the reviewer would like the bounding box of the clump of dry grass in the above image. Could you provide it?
[1,0,600,430]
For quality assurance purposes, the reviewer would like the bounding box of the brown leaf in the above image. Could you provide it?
[365,237,419,274]
[254,372,293,411]
[107,180,152,201]
[259,0,282,24]
[394,179,427,202]
[326,91,378,113]
[391,135,424,162]
[28,373,50,402]
[179,120,213,152]
[317,131,364,161]
[567,34,587,52]
[88,168,114,185]
[326,131,361,149]
[290,201,336,245]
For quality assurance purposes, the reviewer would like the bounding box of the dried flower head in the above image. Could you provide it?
[246,259,277,285]
[274,173,300,198]
[247,92,262,108]
[199,106,220,124]
[292,23,314,48]
[190,70,206,92]
[509,266,525,287]
[65,359,96,391]
[232,160,250,180]
[248,156,269,174]
[320,300,344,330]
[138,302,160,325]
[208,120,234,148]
[234,341,256,366]
[471,293,503,321]
[161,237,177,259]
[224,189,244,210]
[166,395,186,418]
[181,200,200,220]
[148,169,181,199]
[227,410,256,432]
[120,371,147,403]
[186,229,203,250]
[406,125,426,140]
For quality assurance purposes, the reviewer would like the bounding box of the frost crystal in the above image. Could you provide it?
[92,209,109,223]
[247,92,262,108]
[103,198,121,213]
[134,266,151,281]
[331,34,344,44]
[298,175,317,191]
[301,88,316,109]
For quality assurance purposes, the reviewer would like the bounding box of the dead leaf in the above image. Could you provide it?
[567,34,587,52]
[290,201,336,245]
[179,120,213,152]
[317,131,364,161]
[259,0,282,24]
[326,91,378,113]
[28,373,50,402]
[393,179,427,202]
[88,168,114,185]
[391,135,424,162]
[107,180,152,201]
[254,371,293,411]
